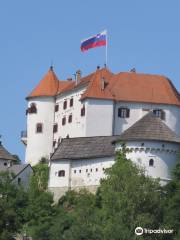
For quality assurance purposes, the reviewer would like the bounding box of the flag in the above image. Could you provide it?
[81,30,107,52]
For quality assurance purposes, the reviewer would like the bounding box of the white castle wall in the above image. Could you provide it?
[115,140,180,184]
[53,86,87,146]
[86,99,114,136]
[48,157,114,189]
[114,102,180,135]
[25,97,55,165]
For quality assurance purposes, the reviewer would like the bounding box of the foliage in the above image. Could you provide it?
[0,171,28,240]
[0,153,179,240]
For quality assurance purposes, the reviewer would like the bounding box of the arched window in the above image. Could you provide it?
[58,170,65,177]
[36,123,43,133]
[28,103,37,114]
[149,159,154,167]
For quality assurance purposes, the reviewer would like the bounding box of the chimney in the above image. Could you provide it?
[101,77,108,91]
[76,70,82,84]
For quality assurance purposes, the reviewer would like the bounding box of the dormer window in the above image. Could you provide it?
[81,105,85,116]
[118,107,130,118]
[55,104,59,112]
[36,123,43,133]
[27,103,37,114]
[153,109,165,120]
[53,123,58,133]
[62,117,66,126]
[63,100,67,110]
[70,98,73,107]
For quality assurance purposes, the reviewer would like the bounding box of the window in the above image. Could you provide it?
[18,178,21,185]
[62,117,66,126]
[118,107,130,118]
[86,169,88,172]
[36,123,43,133]
[153,109,165,120]
[90,169,93,172]
[79,170,81,173]
[74,170,76,174]
[81,105,85,116]
[68,114,72,123]
[53,123,58,133]
[53,140,56,147]
[27,103,37,114]
[96,168,98,172]
[149,159,154,167]
[55,104,59,112]
[58,170,65,177]
[4,162,7,166]
[63,100,67,110]
[70,98,73,107]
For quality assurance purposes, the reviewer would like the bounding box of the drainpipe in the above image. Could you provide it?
[112,100,116,135]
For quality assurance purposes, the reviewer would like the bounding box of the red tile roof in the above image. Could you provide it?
[27,67,73,99]
[81,70,180,106]
[27,67,180,106]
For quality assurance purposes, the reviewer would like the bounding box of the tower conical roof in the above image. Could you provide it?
[27,67,60,98]
[118,112,180,144]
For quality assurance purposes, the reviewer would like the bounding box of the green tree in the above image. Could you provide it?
[23,163,55,240]
[162,161,180,240]
[98,149,164,240]
[0,171,28,240]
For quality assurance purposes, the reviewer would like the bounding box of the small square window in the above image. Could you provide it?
[118,108,130,118]
[36,123,43,133]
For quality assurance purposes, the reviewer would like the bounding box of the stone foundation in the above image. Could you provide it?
[49,185,99,202]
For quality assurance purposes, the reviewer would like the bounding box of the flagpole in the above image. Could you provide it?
[105,30,108,66]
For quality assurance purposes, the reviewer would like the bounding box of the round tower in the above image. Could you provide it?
[25,67,59,165]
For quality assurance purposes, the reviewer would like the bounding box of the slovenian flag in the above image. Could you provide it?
[81,30,107,52]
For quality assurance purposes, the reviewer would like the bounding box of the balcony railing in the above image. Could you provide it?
[21,130,27,138]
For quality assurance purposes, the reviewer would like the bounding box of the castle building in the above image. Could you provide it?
[23,66,180,165]
[22,66,180,198]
